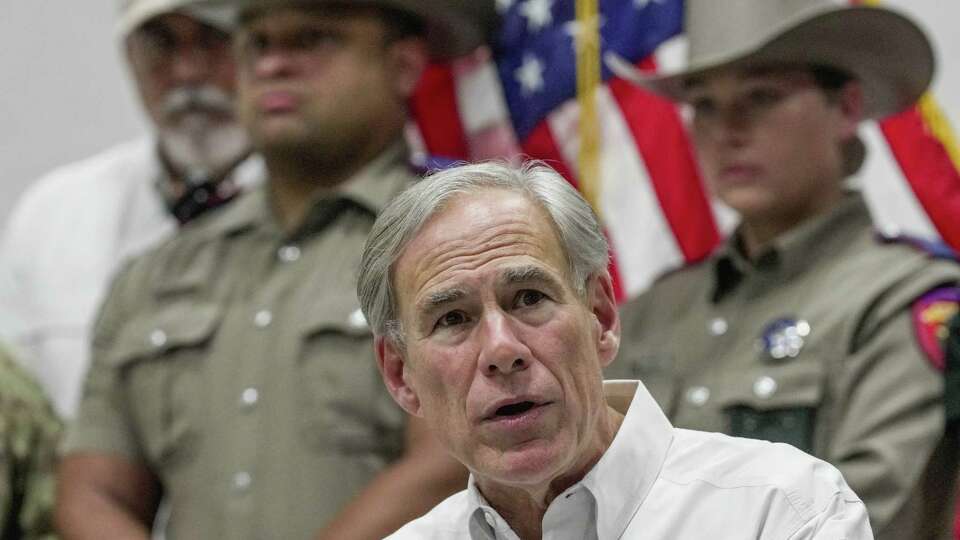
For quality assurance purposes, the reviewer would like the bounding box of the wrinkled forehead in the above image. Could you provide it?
[392,189,571,297]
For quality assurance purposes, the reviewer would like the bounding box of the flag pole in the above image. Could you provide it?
[575,0,603,216]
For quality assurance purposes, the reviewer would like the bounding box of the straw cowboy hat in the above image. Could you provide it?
[607,0,935,120]
[117,0,237,39]
[228,0,498,60]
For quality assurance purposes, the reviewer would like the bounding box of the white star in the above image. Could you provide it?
[520,0,554,33]
[496,0,515,14]
[515,54,545,95]
[634,0,665,9]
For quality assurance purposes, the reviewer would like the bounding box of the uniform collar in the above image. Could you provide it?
[205,140,412,238]
[464,380,674,539]
[712,191,872,301]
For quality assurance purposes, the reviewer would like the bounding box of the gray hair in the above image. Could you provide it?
[357,160,610,342]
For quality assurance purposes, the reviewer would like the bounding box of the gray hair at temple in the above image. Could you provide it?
[356,160,610,344]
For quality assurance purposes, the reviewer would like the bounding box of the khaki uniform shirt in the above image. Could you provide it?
[0,344,60,540]
[67,144,414,540]
[608,193,960,540]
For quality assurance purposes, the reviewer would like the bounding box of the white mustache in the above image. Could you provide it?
[161,86,234,118]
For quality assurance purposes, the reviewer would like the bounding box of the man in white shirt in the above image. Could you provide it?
[0,0,261,418]
[355,161,874,539]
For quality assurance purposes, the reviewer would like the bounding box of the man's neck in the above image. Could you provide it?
[475,405,625,540]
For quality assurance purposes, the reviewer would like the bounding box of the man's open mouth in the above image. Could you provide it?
[495,401,538,417]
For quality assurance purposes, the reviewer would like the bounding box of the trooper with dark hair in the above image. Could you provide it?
[57,1,495,539]
[607,1,960,538]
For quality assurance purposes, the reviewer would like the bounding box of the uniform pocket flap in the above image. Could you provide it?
[301,289,370,338]
[713,360,825,411]
[108,303,222,366]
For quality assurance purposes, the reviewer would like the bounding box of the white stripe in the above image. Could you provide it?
[857,123,939,239]
[452,55,523,159]
[546,87,685,298]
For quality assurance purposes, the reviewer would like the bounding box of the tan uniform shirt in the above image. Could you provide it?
[0,344,60,540]
[67,144,414,540]
[608,193,960,540]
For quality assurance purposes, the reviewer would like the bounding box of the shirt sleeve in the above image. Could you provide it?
[64,261,145,460]
[787,488,874,540]
[826,265,959,537]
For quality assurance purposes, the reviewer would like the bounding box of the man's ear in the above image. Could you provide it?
[375,335,423,416]
[588,271,620,368]
[387,37,430,98]
[836,79,865,142]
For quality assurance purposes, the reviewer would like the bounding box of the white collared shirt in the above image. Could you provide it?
[389,380,872,539]
[0,137,262,418]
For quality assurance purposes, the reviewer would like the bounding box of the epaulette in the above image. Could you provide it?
[876,230,959,261]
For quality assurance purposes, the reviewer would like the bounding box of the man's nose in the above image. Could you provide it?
[169,47,208,85]
[478,311,531,377]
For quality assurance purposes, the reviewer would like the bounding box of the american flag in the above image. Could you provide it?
[408,0,960,303]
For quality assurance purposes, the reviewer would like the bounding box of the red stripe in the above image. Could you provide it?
[521,121,628,301]
[410,64,470,160]
[880,106,960,250]
[608,60,720,263]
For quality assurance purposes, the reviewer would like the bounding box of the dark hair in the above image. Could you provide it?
[377,5,426,44]
[811,65,855,93]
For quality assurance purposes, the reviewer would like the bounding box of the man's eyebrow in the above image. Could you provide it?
[500,265,561,288]
[420,288,467,312]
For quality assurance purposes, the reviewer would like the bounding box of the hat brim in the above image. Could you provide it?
[117,1,237,39]
[233,0,496,60]
[607,6,934,119]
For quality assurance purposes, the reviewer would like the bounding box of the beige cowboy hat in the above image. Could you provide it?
[117,0,237,39]
[606,0,935,120]
[224,0,498,60]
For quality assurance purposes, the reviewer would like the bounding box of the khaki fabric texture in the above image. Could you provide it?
[67,144,414,540]
[609,193,960,540]
[0,345,61,540]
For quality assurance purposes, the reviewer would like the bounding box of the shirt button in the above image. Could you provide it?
[233,471,252,492]
[708,318,728,336]
[240,387,259,409]
[686,386,710,406]
[253,310,273,328]
[277,245,301,263]
[753,376,778,399]
[149,329,167,348]
[484,512,495,527]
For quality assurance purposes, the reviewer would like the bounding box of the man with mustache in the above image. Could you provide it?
[57,1,494,538]
[606,1,960,538]
[0,0,261,420]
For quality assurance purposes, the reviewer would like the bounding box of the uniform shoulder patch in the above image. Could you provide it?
[912,287,960,371]
[877,232,959,261]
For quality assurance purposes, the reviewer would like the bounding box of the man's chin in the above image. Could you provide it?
[160,122,250,176]
[474,438,568,486]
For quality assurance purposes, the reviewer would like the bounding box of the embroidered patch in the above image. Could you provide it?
[912,288,960,371]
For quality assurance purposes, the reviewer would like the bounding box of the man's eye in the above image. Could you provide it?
[293,30,338,49]
[690,98,715,117]
[436,311,467,329]
[515,290,546,308]
[745,88,782,108]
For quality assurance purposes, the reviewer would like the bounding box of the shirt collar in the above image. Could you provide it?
[205,140,412,238]
[463,380,674,539]
[712,192,872,301]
